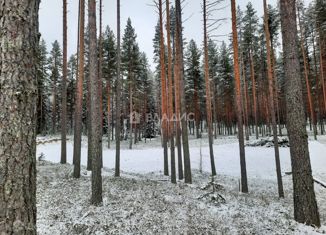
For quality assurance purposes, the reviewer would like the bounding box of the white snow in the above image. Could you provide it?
[36,135,326,182]
[36,135,326,234]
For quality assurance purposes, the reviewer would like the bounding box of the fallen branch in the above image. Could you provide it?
[284,172,326,188]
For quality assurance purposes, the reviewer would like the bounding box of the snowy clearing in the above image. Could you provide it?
[36,135,326,234]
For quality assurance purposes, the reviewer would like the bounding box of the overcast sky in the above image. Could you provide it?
[39,0,310,70]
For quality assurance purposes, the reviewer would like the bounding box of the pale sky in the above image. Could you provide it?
[39,0,311,70]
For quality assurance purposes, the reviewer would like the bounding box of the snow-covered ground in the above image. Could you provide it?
[37,135,326,182]
[36,135,326,234]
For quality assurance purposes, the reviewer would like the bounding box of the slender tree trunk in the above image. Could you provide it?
[166,0,176,184]
[173,29,184,180]
[107,80,111,148]
[52,66,57,134]
[98,0,103,167]
[115,0,122,177]
[203,0,216,176]
[176,0,192,183]
[297,8,317,140]
[264,0,284,198]
[280,0,320,226]
[129,79,133,149]
[241,57,250,141]
[0,0,39,233]
[249,50,258,139]
[73,0,85,178]
[159,0,169,176]
[87,73,92,170]
[312,32,323,134]
[61,0,68,164]
[231,0,248,193]
[88,0,102,205]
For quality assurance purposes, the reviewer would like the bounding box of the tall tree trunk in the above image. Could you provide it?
[249,50,258,139]
[73,0,85,178]
[264,0,284,198]
[52,64,57,134]
[166,0,176,184]
[61,0,68,164]
[280,0,320,226]
[203,0,216,176]
[231,0,248,193]
[176,0,192,183]
[115,0,122,177]
[241,57,250,141]
[88,0,102,205]
[172,26,184,180]
[129,78,133,150]
[0,0,39,233]
[312,31,323,134]
[319,36,326,119]
[87,72,92,170]
[107,80,111,148]
[297,7,317,140]
[98,0,103,167]
[159,0,169,176]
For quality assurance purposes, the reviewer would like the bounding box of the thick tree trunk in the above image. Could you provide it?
[61,0,68,164]
[231,0,248,193]
[88,0,102,205]
[280,0,320,227]
[176,0,192,183]
[73,0,85,178]
[0,0,39,233]
[264,0,284,198]
[203,0,216,176]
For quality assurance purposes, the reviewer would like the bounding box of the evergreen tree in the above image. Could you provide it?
[37,39,50,135]
[185,39,203,139]
[67,55,77,133]
[122,18,141,149]
[48,40,63,134]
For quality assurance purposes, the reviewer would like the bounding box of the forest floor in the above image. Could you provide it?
[36,135,326,234]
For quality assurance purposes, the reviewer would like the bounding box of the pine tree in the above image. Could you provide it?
[263,0,284,198]
[115,0,122,177]
[243,2,259,139]
[166,0,176,184]
[61,0,68,164]
[88,0,103,205]
[36,39,50,135]
[103,26,117,148]
[203,0,216,176]
[0,0,39,233]
[217,42,235,134]
[158,0,169,176]
[122,18,141,150]
[231,0,248,193]
[280,0,320,226]
[73,0,85,178]
[297,2,317,140]
[175,0,192,183]
[185,40,203,139]
[48,40,63,134]
[67,55,77,133]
